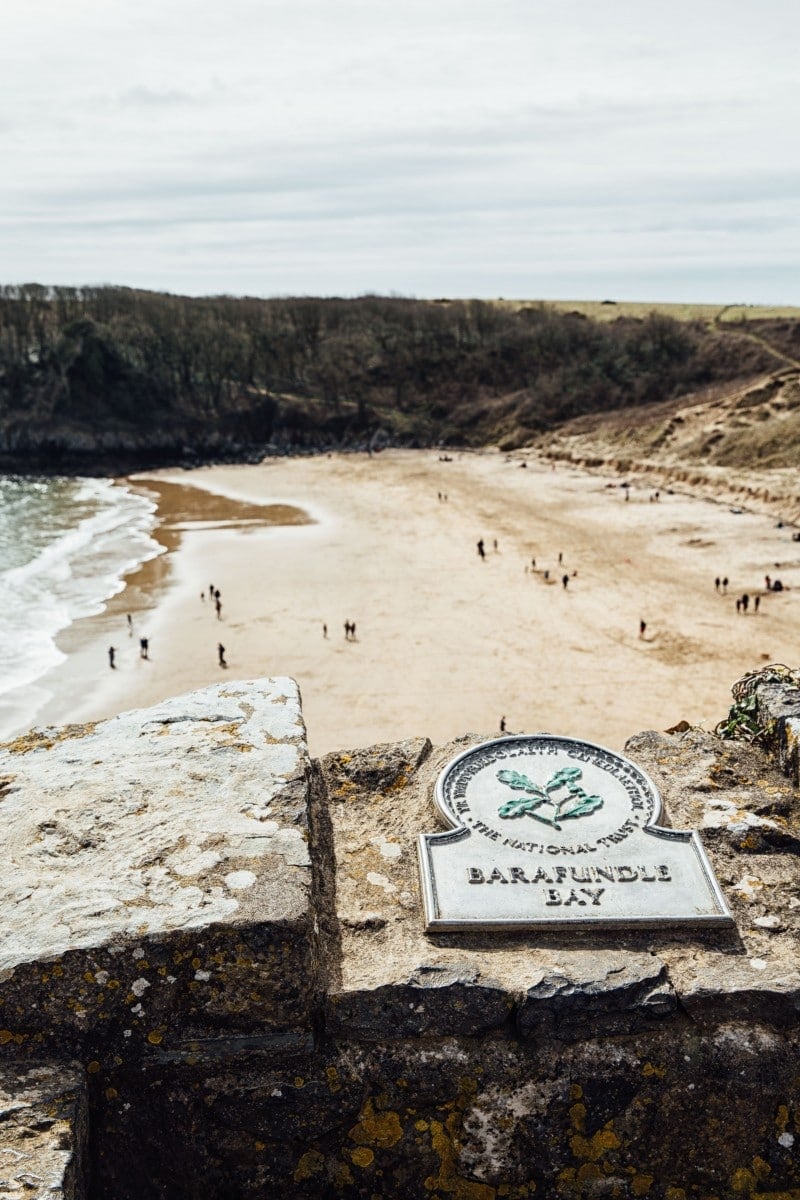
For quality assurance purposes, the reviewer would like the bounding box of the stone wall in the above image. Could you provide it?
[0,677,798,1199]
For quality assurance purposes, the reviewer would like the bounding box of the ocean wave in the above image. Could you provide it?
[0,477,164,728]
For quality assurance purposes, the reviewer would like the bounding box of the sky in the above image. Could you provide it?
[2,0,799,303]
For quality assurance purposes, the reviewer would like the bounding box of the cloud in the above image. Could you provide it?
[1,0,799,300]
[115,86,199,109]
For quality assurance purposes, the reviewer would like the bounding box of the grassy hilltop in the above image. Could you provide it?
[506,299,800,324]
[0,285,798,471]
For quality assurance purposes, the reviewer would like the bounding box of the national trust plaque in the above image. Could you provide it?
[417,735,733,931]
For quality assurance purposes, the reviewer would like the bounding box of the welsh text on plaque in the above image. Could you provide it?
[417,735,733,930]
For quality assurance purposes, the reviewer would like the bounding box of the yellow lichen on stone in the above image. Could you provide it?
[350,1147,375,1168]
[642,1062,666,1078]
[87,1060,101,1074]
[332,1161,354,1188]
[424,1118,496,1199]
[569,1126,621,1163]
[326,1066,342,1093]
[2,722,97,754]
[664,1188,686,1200]
[569,1084,583,1101]
[631,1175,654,1196]
[147,1029,164,1045]
[557,1167,578,1192]
[569,1103,586,1133]
[348,1098,403,1149]
[751,1156,771,1181]
[384,772,409,793]
[776,1105,790,1131]
[731,1167,755,1192]
[294,1149,325,1181]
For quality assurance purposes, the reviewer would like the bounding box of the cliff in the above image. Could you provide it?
[0,288,784,472]
[0,674,799,1198]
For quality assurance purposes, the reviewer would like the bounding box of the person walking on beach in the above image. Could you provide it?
[639,620,646,639]
[209,584,214,599]
[218,643,226,667]
[714,577,720,593]
[351,621,357,640]
[742,593,749,614]
[722,576,728,594]
[108,646,116,669]
[323,623,328,638]
[215,597,222,620]
[736,599,741,614]
[754,595,760,614]
[500,716,506,733]
[127,613,133,635]
[562,574,569,589]
[477,539,485,560]
[139,637,149,659]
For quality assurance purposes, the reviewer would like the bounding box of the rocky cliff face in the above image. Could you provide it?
[0,676,799,1199]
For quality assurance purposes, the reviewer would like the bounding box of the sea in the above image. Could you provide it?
[0,475,164,740]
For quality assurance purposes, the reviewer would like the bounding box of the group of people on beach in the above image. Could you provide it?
[108,615,150,669]
[108,580,229,671]
[203,584,226,665]
[320,621,358,641]
[481,533,656,646]
[715,573,784,615]
[202,583,223,619]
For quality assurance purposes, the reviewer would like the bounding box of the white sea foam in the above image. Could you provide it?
[0,476,164,738]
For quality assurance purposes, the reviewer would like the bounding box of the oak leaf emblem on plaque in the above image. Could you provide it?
[497,766,603,831]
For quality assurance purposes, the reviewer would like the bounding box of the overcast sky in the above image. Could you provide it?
[3,0,798,302]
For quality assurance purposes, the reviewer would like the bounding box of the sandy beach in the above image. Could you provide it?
[30,449,800,757]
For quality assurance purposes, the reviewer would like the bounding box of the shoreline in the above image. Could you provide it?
[9,449,800,757]
[23,480,312,738]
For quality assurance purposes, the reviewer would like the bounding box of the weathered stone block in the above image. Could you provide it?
[0,679,315,1056]
[1,678,799,1198]
[753,676,800,785]
[320,727,800,1040]
[517,951,676,1040]
[0,1061,87,1199]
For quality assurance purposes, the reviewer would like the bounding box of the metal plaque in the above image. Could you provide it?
[417,735,733,931]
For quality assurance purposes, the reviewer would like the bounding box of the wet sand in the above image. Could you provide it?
[31,450,800,757]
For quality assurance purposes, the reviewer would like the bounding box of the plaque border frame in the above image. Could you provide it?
[417,734,735,932]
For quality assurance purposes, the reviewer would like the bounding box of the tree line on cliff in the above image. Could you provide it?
[0,284,779,468]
